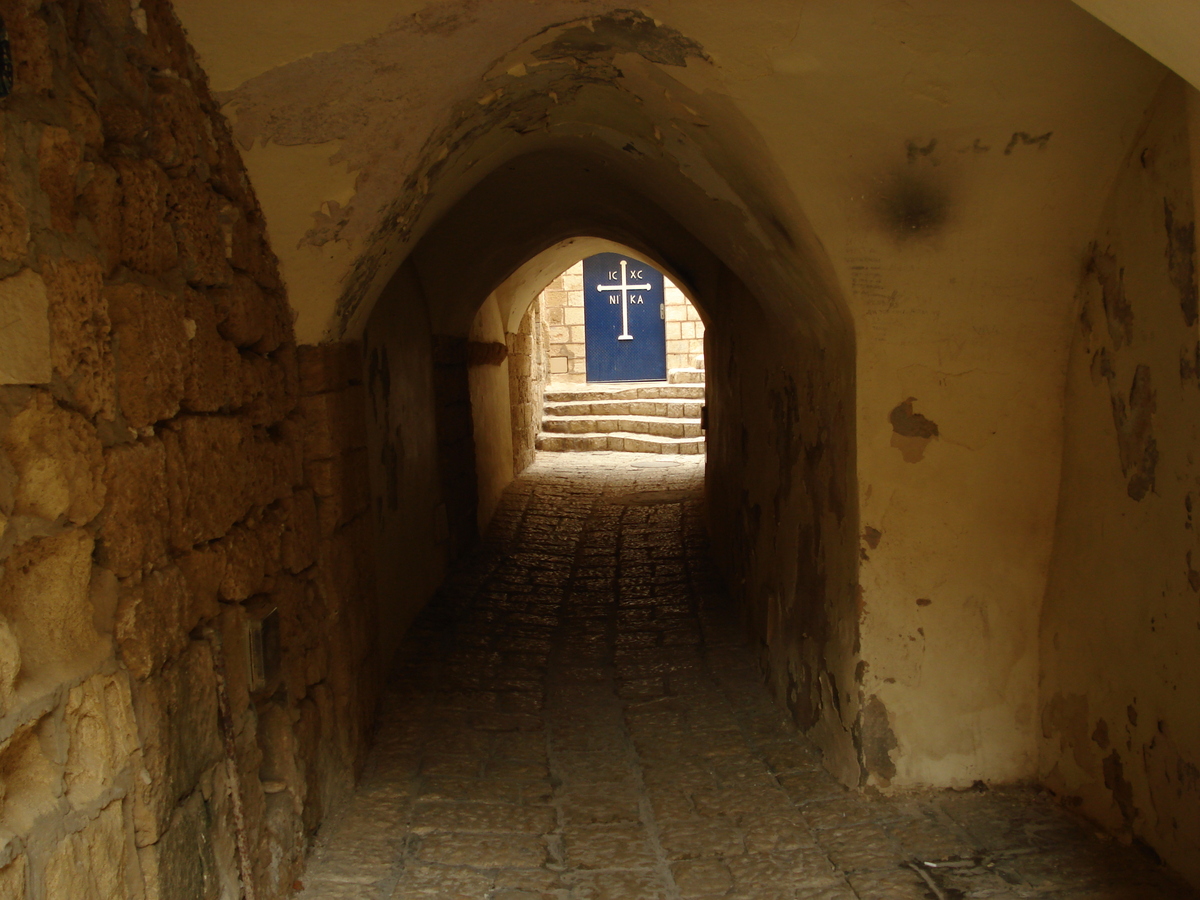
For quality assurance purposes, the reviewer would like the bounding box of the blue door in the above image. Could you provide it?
[583,252,667,382]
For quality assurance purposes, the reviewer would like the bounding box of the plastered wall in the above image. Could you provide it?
[1039,74,1200,882]
[0,3,378,897]
[363,261,446,665]
[506,299,547,476]
[703,273,861,786]
[766,2,1169,794]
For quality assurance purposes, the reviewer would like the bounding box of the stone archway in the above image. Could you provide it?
[360,144,863,785]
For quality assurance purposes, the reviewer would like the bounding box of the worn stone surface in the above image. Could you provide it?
[0,128,29,263]
[112,157,179,277]
[43,257,116,420]
[99,437,170,577]
[3,389,105,524]
[139,789,221,900]
[0,614,20,715]
[42,800,130,899]
[0,269,51,385]
[0,856,27,897]
[114,565,195,680]
[130,639,222,844]
[107,282,188,429]
[63,672,139,811]
[0,528,101,675]
[296,453,1195,900]
[507,301,545,476]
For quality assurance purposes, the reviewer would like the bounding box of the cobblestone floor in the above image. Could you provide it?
[296,452,1197,900]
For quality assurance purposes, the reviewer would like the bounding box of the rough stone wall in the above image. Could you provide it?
[507,298,545,475]
[0,3,377,898]
[540,260,703,383]
[1039,74,1200,885]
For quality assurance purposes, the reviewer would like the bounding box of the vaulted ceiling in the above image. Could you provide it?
[171,0,1179,343]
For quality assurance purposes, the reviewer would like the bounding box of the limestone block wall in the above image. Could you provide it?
[1039,74,1200,883]
[506,299,547,475]
[540,263,585,382]
[466,294,514,531]
[540,260,704,383]
[0,4,377,898]
[665,281,706,375]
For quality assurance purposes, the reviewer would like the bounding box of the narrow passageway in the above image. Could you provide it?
[296,454,1194,900]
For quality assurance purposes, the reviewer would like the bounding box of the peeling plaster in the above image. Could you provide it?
[1087,244,1135,350]
[862,694,899,784]
[1163,198,1198,326]
[1105,363,1158,501]
[172,0,409,91]
[219,2,694,341]
[888,397,938,462]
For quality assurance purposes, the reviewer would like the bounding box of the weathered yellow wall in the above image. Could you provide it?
[1039,74,1200,883]
[715,0,1166,789]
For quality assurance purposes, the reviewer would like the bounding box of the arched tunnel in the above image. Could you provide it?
[362,144,860,779]
[0,1,1198,898]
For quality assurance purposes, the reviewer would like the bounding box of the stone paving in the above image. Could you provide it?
[295,452,1197,900]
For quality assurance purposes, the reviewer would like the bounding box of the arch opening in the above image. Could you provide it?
[361,145,864,784]
[468,241,708,529]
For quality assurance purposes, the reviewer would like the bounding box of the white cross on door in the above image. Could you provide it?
[596,259,652,341]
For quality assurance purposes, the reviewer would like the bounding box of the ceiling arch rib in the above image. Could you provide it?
[1071,0,1200,92]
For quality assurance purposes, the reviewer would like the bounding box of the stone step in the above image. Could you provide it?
[542,414,704,438]
[536,431,707,454]
[544,399,704,419]
[543,383,705,402]
[668,368,706,384]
